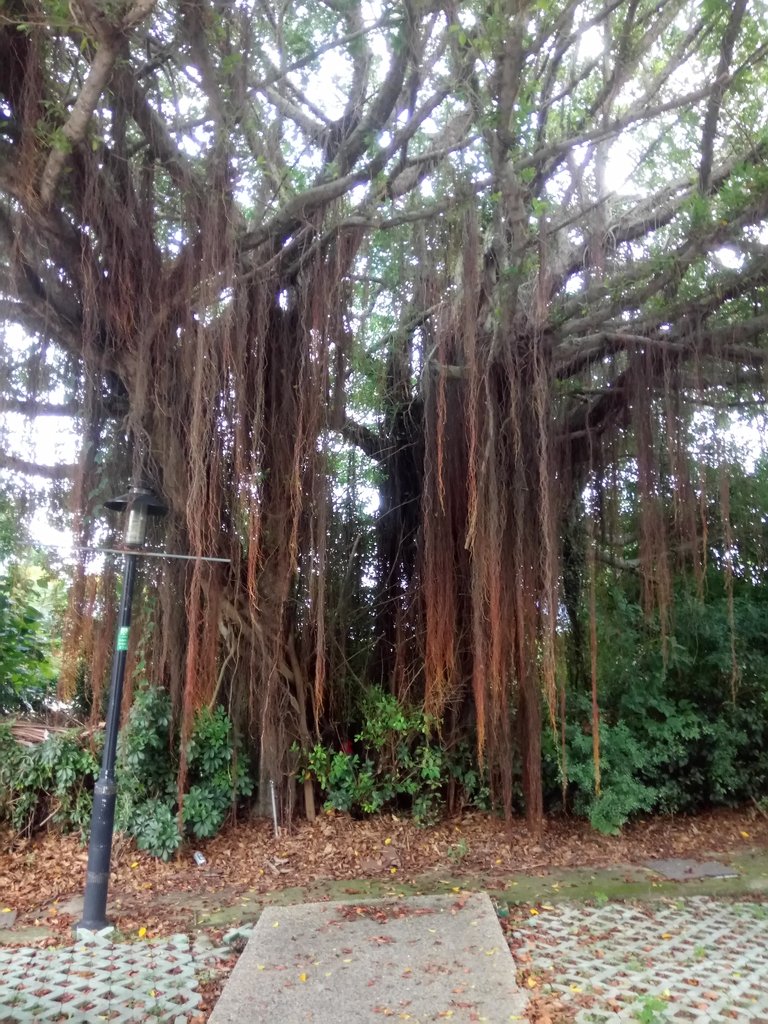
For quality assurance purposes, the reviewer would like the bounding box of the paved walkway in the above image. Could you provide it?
[515,896,768,1022]
[209,892,528,1024]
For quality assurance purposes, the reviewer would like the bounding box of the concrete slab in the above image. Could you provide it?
[0,925,52,945]
[209,892,528,1024]
[56,893,84,916]
[643,857,738,881]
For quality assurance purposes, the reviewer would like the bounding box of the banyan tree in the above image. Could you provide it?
[1,0,767,831]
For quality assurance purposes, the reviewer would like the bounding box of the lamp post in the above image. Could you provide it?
[77,485,167,933]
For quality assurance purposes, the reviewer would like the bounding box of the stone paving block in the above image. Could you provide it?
[0,932,217,1023]
[515,896,768,1023]
[209,892,528,1024]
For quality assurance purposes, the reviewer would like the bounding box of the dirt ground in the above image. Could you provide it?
[2,805,767,941]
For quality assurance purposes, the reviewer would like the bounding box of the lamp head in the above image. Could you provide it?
[104,486,168,548]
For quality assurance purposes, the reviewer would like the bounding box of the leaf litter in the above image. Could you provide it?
[1,807,766,940]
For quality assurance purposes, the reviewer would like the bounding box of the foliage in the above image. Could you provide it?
[303,688,486,824]
[183,706,253,839]
[0,493,62,715]
[0,575,57,714]
[115,684,177,852]
[116,687,252,858]
[0,724,99,837]
[547,571,768,834]
[633,994,669,1024]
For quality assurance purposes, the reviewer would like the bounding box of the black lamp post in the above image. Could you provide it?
[77,485,167,933]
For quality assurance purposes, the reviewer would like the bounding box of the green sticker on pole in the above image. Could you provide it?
[116,626,130,652]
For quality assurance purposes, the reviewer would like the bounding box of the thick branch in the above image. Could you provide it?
[0,454,76,480]
[38,0,158,205]
[39,43,119,205]
[0,398,80,417]
[699,0,747,192]
[336,415,385,462]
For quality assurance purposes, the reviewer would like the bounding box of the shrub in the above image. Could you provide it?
[0,688,251,858]
[0,576,58,715]
[116,687,252,858]
[0,724,99,837]
[546,572,768,833]
[302,688,488,824]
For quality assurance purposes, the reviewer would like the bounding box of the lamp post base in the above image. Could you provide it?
[79,778,118,936]
[74,921,115,939]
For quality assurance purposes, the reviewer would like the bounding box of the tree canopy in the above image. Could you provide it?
[1,0,767,831]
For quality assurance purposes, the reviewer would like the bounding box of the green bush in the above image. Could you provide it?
[116,688,252,858]
[0,724,99,837]
[0,576,58,715]
[130,798,183,860]
[303,688,488,824]
[546,572,768,833]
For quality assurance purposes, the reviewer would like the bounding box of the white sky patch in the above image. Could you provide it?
[30,507,77,556]
[577,25,604,61]
[0,324,79,548]
[715,247,744,270]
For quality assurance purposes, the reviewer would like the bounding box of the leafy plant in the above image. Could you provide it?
[447,837,469,863]
[0,572,59,715]
[130,798,182,860]
[0,724,99,837]
[547,566,768,834]
[183,706,252,839]
[116,687,252,858]
[633,994,668,1023]
[302,688,485,824]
